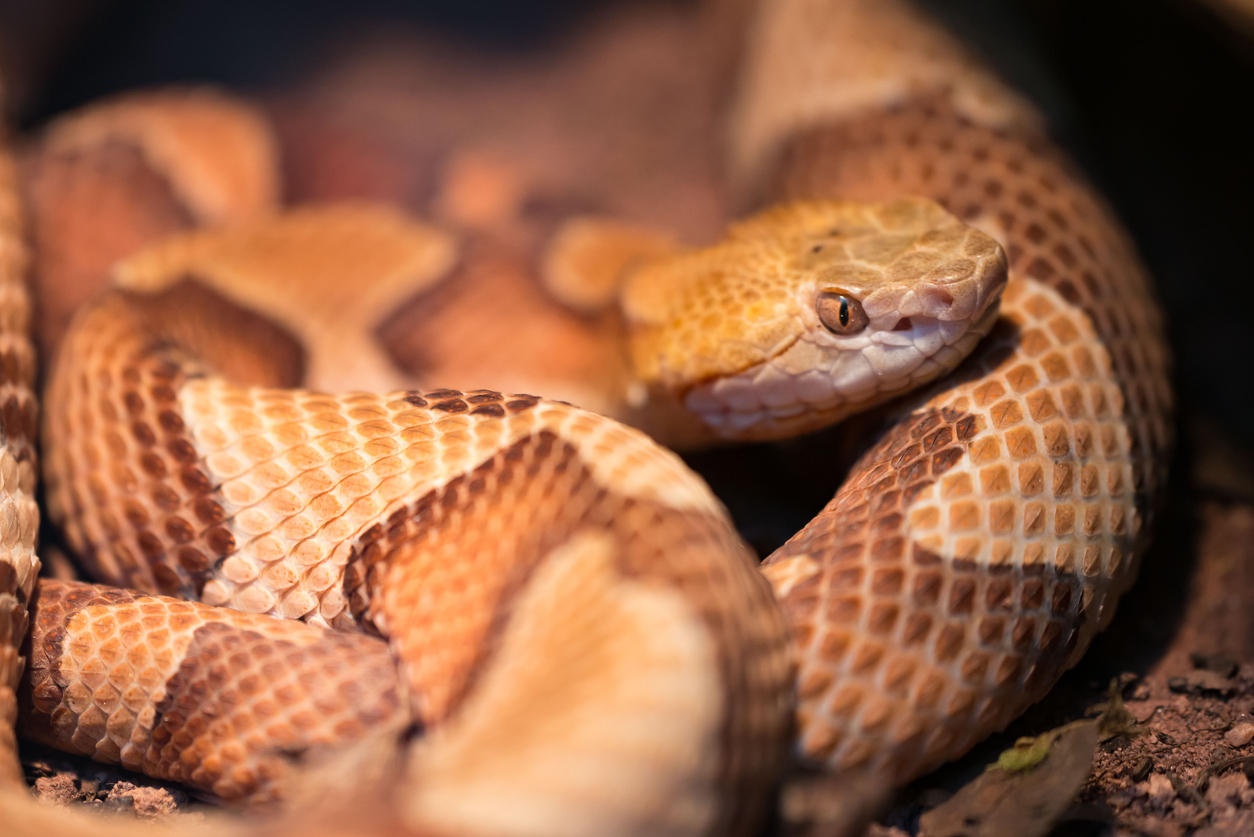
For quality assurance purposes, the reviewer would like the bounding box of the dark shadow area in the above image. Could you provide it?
[2,0,676,126]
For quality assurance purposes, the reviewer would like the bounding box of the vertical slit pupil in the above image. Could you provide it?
[839,298,850,327]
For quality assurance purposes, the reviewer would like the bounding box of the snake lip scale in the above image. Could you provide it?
[0,0,1171,835]
[684,294,1005,437]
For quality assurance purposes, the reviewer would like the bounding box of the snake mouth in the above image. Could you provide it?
[683,299,1003,441]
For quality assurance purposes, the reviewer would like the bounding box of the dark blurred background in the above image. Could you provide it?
[1,0,1252,459]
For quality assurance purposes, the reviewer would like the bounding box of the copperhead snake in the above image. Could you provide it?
[0,0,1173,835]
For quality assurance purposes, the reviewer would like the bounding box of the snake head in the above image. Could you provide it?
[622,198,1007,441]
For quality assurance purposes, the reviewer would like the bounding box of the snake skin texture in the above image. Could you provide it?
[0,0,1173,835]
[20,579,405,807]
[21,89,278,354]
[39,279,792,834]
[0,135,40,791]
[741,0,1172,786]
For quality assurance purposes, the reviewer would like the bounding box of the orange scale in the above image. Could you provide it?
[1109,504,1128,536]
[88,614,119,640]
[115,620,145,648]
[261,561,299,590]
[328,452,366,475]
[321,517,356,542]
[433,418,470,437]
[354,419,397,439]
[987,540,1015,568]
[947,501,979,531]
[277,590,317,619]
[144,626,171,648]
[296,469,335,497]
[306,493,344,523]
[264,488,303,517]
[103,702,133,734]
[308,414,350,434]
[289,711,318,732]
[95,636,127,667]
[206,452,243,479]
[227,411,263,435]
[94,736,123,762]
[908,505,941,530]
[65,723,95,752]
[217,741,247,765]
[857,698,896,735]
[337,472,375,498]
[235,508,276,536]
[836,738,877,771]
[952,537,983,562]
[250,535,288,563]
[262,402,304,422]
[236,586,277,614]
[121,640,159,674]
[796,668,835,701]
[315,433,358,456]
[239,436,277,462]
[77,656,110,691]
[121,683,152,712]
[63,682,94,714]
[144,648,175,679]
[825,684,864,720]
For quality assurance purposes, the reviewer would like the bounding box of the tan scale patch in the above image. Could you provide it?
[346,428,790,835]
[179,385,547,624]
[20,580,404,806]
[730,0,1040,189]
[376,239,635,421]
[20,141,194,356]
[113,204,459,393]
[22,89,278,358]
[41,87,278,225]
[404,531,722,837]
[542,216,680,314]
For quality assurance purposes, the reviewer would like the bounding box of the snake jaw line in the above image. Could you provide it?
[626,196,1008,443]
[682,293,1004,442]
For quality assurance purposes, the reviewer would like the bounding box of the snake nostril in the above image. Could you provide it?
[892,317,913,331]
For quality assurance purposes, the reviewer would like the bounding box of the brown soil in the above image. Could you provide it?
[22,741,202,820]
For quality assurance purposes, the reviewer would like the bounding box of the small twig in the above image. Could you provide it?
[1195,754,1254,792]
[1134,704,1166,725]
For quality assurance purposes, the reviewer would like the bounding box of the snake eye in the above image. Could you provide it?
[816,291,869,335]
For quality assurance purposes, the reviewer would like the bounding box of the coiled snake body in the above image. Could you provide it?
[0,1,1172,835]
